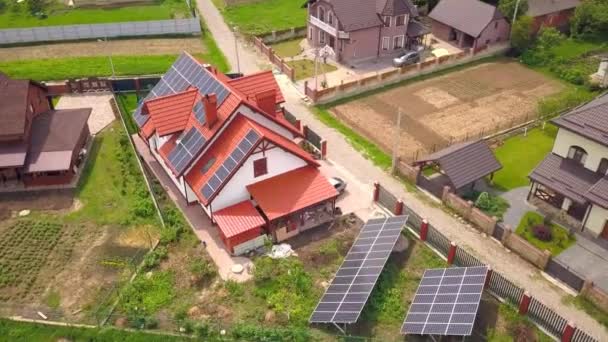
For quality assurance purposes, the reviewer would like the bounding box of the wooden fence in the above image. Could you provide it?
[373,182,599,342]
[252,37,296,81]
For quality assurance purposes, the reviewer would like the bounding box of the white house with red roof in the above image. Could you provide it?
[134,53,338,254]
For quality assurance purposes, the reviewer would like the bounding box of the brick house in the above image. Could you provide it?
[305,0,429,64]
[428,0,510,50]
[528,94,608,240]
[0,73,91,188]
[136,53,338,254]
[527,0,580,34]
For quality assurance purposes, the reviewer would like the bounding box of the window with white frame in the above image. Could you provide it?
[382,37,390,50]
[383,16,391,27]
[393,35,404,49]
[396,15,405,26]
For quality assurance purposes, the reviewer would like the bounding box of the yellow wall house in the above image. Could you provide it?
[528,93,608,239]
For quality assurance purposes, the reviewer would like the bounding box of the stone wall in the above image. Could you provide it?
[395,160,419,183]
[470,207,497,235]
[582,280,608,312]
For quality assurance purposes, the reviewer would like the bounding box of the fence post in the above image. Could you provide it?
[320,140,327,159]
[373,182,380,202]
[561,321,576,342]
[394,199,404,216]
[519,291,531,315]
[447,242,457,265]
[484,267,492,289]
[420,219,429,241]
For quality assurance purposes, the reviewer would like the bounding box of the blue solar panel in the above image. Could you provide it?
[166,126,208,175]
[194,101,206,125]
[133,53,231,128]
[198,129,260,200]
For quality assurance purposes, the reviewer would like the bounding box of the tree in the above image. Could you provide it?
[571,0,608,37]
[511,15,535,52]
[498,0,528,21]
[26,0,44,14]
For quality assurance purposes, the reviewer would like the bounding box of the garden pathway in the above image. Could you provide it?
[500,186,536,229]
[197,1,607,337]
[557,235,608,293]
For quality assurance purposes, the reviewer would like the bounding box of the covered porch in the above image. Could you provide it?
[247,166,339,243]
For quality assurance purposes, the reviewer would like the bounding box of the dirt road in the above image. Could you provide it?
[0,38,206,61]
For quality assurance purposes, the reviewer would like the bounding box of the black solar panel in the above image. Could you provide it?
[133,53,231,128]
[167,127,207,175]
[401,266,488,336]
[193,101,206,125]
[309,216,408,324]
[198,129,260,200]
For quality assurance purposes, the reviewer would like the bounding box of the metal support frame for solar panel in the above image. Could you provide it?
[133,53,230,128]
[401,266,488,337]
[309,215,408,330]
[199,129,260,200]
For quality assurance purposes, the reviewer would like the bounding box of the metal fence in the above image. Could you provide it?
[487,271,525,305]
[0,18,201,45]
[377,185,398,212]
[545,259,585,292]
[426,225,451,256]
[304,125,323,151]
[528,298,568,338]
[453,248,484,267]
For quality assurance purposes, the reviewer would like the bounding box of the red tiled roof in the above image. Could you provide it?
[145,88,197,137]
[185,114,318,205]
[140,120,156,139]
[247,166,338,221]
[214,200,266,238]
[229,70,285,103]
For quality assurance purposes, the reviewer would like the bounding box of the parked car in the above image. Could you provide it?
[329,177,347,194]
[393,50,420,67]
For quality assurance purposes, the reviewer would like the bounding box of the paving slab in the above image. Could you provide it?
[557,236,608,293]
[55,93,115,135]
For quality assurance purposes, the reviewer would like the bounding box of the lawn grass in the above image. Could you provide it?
[219,0,307,35]
[0,318,192,342]
[116,93,141,135]
[286,59,337,81]
[515,211,576,256]
[0,0,190,29]
[566,295,608,328]
[271,39,303,58]
[492,125,558,191]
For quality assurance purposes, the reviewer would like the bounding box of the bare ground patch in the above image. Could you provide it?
[0,38,206,61]
[331,61,563,162]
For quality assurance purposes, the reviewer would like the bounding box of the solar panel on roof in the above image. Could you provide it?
[400,266,488,336]
[193,101,206,125]
[198,129,260,201]
[133,53,231,128]
[309,216,408,324]
[166,126,208,175]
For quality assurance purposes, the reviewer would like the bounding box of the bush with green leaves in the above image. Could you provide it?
[119,271,175,317]
[498,0,528,21]
[472,191,510,220]
[571,0,608,38]
[188,258,216,283]
[231,323,311,342]
[511,15,534,52]
[141,246,168,270]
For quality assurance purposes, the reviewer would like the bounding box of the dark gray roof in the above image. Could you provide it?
[552,93,608,147]
[527,0,580,17]
[407,20,430,37]
[25,109,91,172]
[585,177,608,209]
[0,73,31,138]
[376,0,418,16]
[529,153,602,204]
[428,0,504,37]
[417,140,502,189]
[329,0,384,31]
[0,142,27,168]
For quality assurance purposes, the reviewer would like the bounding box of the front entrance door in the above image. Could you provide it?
[329,36,335,49]
[601,220,608,240]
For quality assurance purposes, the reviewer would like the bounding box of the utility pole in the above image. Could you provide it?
[233,26,241,74]
[391,108,403,173]
[512,0,522,26]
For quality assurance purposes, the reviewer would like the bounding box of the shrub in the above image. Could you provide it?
[473,192,510,220]
[141,246,168,270]
[231,323,311,342]
[511,15,535,53]
[188,258,216,284]
[532,224,553,241]
[571,0,608,37]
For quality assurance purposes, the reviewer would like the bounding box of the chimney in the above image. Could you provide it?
[255,89,277,116]
[203,93,218,127]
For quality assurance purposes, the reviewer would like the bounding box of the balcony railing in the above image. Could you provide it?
[309,16,349,39]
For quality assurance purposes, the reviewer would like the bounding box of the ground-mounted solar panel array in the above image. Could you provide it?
[167,126,207,175]
[309,215,408,324]
[199,129,261,200]
[133,53,231,127]
[401,266,488,336]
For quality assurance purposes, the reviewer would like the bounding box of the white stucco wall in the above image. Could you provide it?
[185,181,198,204]
[553,128,608,172]
[149,133,187,198]
[210,143,308,212]
[585,204,608,236]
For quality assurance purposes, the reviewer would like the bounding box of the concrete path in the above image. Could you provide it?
[196,1,607,337]
[500,187,536,229]
[557,235,608,293]
[133,135,252,282]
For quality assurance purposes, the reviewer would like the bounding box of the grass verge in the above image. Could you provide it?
[271,39,303,58]
[492,125,558,191]
[566,295,608,328]
[218,0,306,36]
[286,59,337,81]
[515,211,576,256]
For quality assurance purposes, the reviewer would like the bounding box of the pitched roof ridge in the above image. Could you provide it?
[146,87,198,105]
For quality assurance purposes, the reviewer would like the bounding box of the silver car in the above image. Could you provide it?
[393,50,420,67]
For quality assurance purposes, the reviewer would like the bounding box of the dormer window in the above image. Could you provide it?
[598,158,608,176]
[383,16,391,27]
[318,7,325,22]
[567,145,587,165]
[396,15,405,26]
